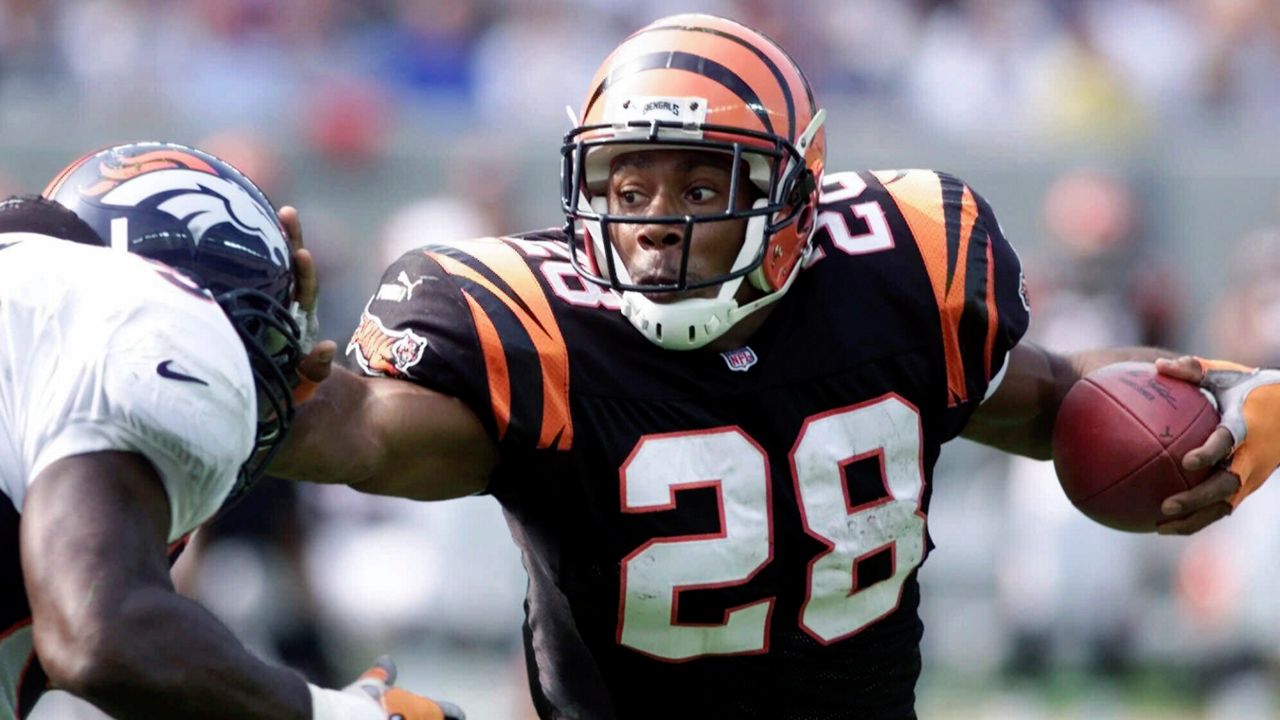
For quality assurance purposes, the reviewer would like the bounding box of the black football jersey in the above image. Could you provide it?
[348,169,1030,719]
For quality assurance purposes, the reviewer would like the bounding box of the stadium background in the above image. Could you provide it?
[5,0,1280,717]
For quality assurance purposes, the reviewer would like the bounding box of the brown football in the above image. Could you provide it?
[1052,361,1219,532]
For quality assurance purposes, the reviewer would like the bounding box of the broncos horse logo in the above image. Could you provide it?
[96,167,288,264]
[46,148,287,265]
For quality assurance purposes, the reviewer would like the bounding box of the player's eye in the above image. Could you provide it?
[617,189,645,207]
[686,186,720,204]
[686,184,727,207]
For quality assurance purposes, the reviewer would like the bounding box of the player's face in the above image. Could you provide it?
[606,149,757,301]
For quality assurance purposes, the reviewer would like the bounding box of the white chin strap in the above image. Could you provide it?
[619,268,800,350]
[617,202,804,351]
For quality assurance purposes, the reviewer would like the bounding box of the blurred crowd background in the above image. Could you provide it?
[6,0,1280,718]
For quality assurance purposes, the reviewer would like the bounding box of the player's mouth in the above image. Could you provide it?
[631,269,683,287]
[630,271,722,303]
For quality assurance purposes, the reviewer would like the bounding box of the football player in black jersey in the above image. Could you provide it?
[274,14,1280,720]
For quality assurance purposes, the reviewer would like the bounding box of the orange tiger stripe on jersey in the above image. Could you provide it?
[984,239,998,380]
[427,241,572,450]
[462,290,512,440]
[878,170,981,406]
[951,186,981,401]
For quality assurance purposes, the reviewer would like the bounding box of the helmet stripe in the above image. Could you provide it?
[41,149,97,199]
[634,21,812,137]
[585,51,775,135]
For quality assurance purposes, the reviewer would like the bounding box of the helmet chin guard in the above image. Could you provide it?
[615,209,811,350]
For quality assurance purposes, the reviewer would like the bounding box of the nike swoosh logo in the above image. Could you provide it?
[156,360,208,386]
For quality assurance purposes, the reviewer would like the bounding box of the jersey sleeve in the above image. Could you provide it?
[28,295,256,543]
[347,239,572,452]
[875,170,1031,435]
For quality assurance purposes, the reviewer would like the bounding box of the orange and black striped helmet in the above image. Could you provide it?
[560,14,826,350]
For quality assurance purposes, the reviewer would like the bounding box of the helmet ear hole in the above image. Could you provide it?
[796,206,814,237]
[787,169,817,207]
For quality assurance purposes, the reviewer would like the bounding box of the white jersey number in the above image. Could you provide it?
[618,396,926,661]
[808,171,896,263]
[619,429,773,660]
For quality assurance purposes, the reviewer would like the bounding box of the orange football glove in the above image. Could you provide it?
[343,656,466,720]
[1196,357,1280,506]
[382,687,466,720]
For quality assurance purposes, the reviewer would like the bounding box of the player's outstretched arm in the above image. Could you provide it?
[964,343,1246,534]
[961,342,1177,459]
[21,451,458,719]
[271,364,498,500]
[272,205,496,500]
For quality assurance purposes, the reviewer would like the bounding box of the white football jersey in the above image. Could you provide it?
[0,232,256,717]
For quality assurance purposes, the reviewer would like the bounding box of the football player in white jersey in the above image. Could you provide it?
[1,142,461,720]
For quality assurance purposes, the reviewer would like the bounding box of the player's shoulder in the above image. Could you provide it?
[351,229,580,451]
[400,228,574,272]
[371,228,568,294]
[10,238,256,536]
[69,249,244,364]
[1,234,253,418]
[16,234,254,411]
[0,233,239,346]
[814,168,1014,268]
[369,227,612,321]
[352,228,583,379]
[811,169,1030,410]
[58,248,255,429]
[820,168,994,220]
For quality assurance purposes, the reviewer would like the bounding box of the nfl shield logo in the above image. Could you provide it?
[721,346,758,372]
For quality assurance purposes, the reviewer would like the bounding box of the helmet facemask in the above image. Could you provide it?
[217,285,302,502]
[561,105,824,350]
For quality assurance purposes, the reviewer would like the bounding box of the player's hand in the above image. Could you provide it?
[344,656,466,720]
[279,205,337,401]
[1155,356,1280,530]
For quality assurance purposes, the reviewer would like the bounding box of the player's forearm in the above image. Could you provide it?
[38,584,313,720]
[965,344,1179,459]
[272,364,386,485]
[276,365,496,499]
[1045,347,1181,454]
[1066,346,1178,380]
